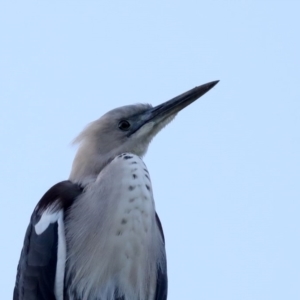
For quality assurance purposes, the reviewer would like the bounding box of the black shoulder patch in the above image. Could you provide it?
[35,180,83,216]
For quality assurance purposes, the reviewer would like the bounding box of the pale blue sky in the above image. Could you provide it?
[1,1,299,299]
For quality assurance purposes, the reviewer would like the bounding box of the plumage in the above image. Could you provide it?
[65,154,165,300]
[13,181,83,300]
[14,81,218,300]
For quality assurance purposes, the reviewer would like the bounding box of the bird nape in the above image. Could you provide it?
[13,80,219,300]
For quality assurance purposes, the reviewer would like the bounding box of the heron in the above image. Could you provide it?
[13,80,219,300]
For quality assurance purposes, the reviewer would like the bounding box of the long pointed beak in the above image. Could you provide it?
[128,80,219,136]
[150,80,219,119]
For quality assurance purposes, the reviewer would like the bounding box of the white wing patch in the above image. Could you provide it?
[35,208,61,235]
[55,210,66,300]
[34,208,66,300]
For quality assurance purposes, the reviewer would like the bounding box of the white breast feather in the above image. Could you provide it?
[65,153,164,300]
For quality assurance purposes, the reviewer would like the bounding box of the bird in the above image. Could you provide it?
[13,80,219,300]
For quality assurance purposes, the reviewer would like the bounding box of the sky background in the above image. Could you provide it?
[1,1,299,299]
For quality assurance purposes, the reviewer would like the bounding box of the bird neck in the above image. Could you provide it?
[69,143,112,186]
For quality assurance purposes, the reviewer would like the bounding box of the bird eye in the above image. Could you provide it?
[118,120,131,131]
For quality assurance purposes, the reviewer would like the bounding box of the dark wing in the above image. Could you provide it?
[13,181,83,300]
[155,213,168,300]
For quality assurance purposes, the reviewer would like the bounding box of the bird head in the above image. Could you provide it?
[70,81,219,184]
